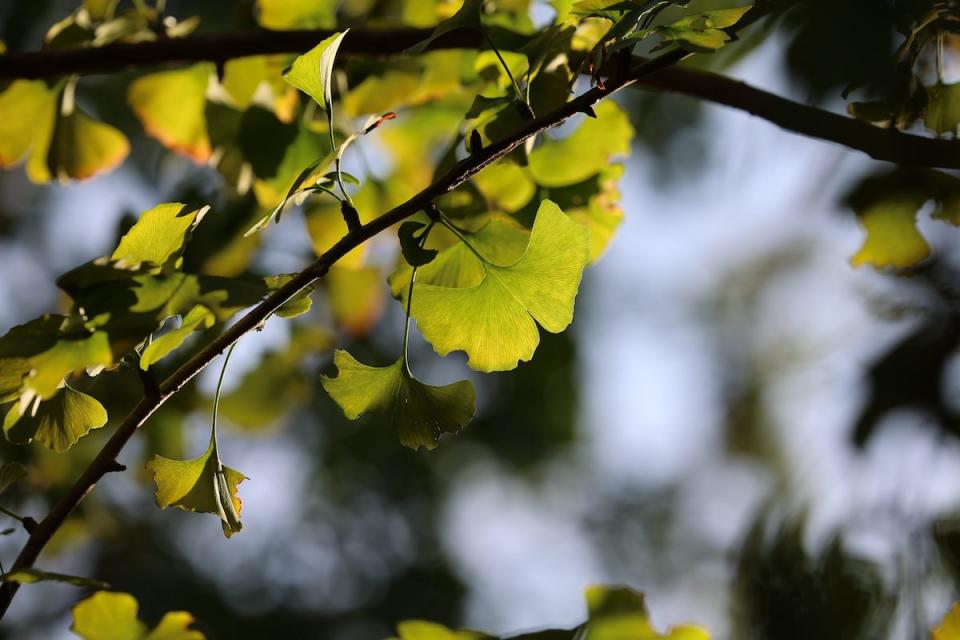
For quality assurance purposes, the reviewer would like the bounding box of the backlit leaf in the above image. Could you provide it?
[406,0,484,54]
[256,0,336,29]
[327,266,386,338]
[528,101,633,187]
[655,7,752,52]
[110,203,209,270]
[48,107,129,182]
[391,621,492,639]
[146,439,245,538]
[934,603,960,640]
[128,65,212,162]
[71,591,205,640]
[585,585,710,640]
[4,385,108,453]
[405,201,589,372]
[3,568,108,589]
[283,31,348,112]
[321,350,476,450]
[139,305,215,370]
[0,80,57,182]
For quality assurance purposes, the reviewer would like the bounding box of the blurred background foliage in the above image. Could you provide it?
[2,1,960,638]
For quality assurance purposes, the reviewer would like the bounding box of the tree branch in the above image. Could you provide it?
[634,66,960,169]
[0,45,683,620]
[1,23,957,170]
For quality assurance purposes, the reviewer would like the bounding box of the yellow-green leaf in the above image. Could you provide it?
[3,568,108,589]
[255,0,336,29]
[71,591,205,640]
[128,65,212,162]
[405,201,589,372]
[146,439,245,538]
[4,385,107,453]
[283,31,348,112]
[327,266,386,338]
[934,603,960,640]
[585,585,710,640]
[0,80,58,182]
[48,107,129,182]
[528,101,633,188]
[140,305,215,370]
[391,621,491,640]
[321,350,476,451]
[111,203,209,269]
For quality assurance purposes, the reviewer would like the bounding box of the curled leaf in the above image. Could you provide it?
[283,30,348,112]
[146,439,245,538]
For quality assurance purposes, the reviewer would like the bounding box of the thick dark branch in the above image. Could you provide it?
[2,23,958,170]
[0,45,679,621]
[635,66,960,169]
[0,26,470,79]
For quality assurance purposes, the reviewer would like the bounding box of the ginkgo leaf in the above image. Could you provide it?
[846,170,948,270]
[528,101,633,188]
[4,385,108,453]
[110,203,209,270]
[925,83,960,136]
[0,80,58,182]
[140,305,215,370]
[399,221,438,267]
[388,215,531,298]
[128,64,212,162]
[265,274,314,319]
[390,621,492,640]
[472,160,536,213]
[255,0,336,29]
[654,7,752,52]
[71,591,206,640]
[405,201,589,372]
[585,585,710,640]
[327,266,386,338]
[3,568,108,589]
[48,107,129,182]
[0,462,26,495]
[146,439,245,538]
[934,603,960,640]
[283,31,348,112]
[405,0,484,54]
[16,331,113,402]
[321,350,476,450]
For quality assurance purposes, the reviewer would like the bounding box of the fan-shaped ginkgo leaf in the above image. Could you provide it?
[128,64,212,162]
[0,80,57,182]
[283,31,348,112]
[71,591,205,640]
[110,203,209,269]
[405,201,589,372]
[255,0,336,30]
[48,107,129,182]
[527,101,632,188]
[321,350,476,450]
[3,385,107,453]
[146,439,245,538]
[934,603,960,640]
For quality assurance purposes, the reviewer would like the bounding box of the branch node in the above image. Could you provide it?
[104,461,126,474]
[340,201,362,232]
[582,105,597,119]
[137,368,162,400]
[469,129,483,154]
[425,203,441,223]
[21,518,37,535]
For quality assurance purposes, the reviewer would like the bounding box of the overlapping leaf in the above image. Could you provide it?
[4,385,107,453]
[405,201,589,372]
[71,591,205,640]
[322,350,476,450]
[128,65,212,162]
[48,107,129,182]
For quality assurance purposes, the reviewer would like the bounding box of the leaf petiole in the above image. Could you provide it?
[402,221,435,375]
[438,213,490,265]
[0,505,25,524]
